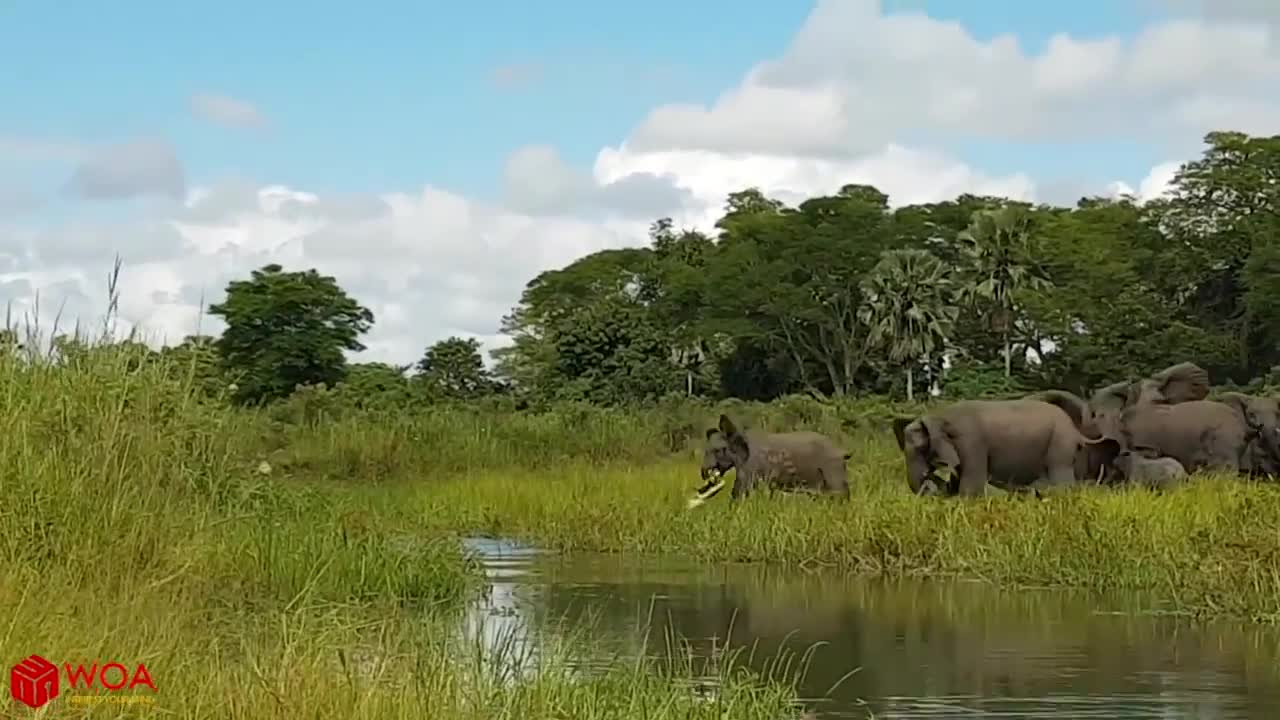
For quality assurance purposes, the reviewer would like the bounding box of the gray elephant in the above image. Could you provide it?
[1114,389,1280,475]
[1076,362,1212,440]
[1244,435,1280,480]
[1111,446,1188,490]
[1040,362,1239,476]
[891,397,1117,498]
[693,414,851,505]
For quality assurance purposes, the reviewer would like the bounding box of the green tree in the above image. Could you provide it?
[704,185,897,397]
[493,247,684,404]
[208,264,374,405]
[1157,130,1280,378]
[858,249,959,401]
[416,336,496,400]
[956,205,1054,378]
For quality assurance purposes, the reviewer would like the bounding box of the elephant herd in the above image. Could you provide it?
[690,361,1280,505]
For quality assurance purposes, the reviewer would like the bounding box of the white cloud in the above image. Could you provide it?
[628,0,1280,156]
[3,0,1274,367]
[1,183,641,366]
[66,137,186,201]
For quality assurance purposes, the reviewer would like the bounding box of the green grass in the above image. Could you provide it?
[8,328,1280,718]
[0,341,809,718]
[408,439,1280,624]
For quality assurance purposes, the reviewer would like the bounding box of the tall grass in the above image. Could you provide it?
[0,331,808,717]
[408,450,1280,624]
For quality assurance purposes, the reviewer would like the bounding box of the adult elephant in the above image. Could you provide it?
[1082,362,1212,440]
[694,414,852,504]
[1038,361,1213,479]
[1047,363,1280,477]
[891,397,1117,498]
[1104,390,1275,476]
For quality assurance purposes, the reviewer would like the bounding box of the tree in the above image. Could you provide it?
[703,185,897,397]
[208,264,374,405]
[1157,131,1280,379]
[956,205,1054,378]
[858,249,960,401]
[416,337,496,400]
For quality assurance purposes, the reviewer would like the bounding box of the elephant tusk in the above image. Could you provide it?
[687,473,726,509]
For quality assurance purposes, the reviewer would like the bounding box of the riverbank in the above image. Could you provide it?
[0,348,805,717]
[406,448,1280,624]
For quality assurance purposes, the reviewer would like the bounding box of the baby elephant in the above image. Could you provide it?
[1113,447,1188,490]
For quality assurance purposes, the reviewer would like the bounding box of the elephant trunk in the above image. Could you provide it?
[1261,425,1280,466]
[906,455,930,495]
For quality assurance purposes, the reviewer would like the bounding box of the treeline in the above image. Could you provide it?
[495,130,1280,406]
[5,129,1278,416]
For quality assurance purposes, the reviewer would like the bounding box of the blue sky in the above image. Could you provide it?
[0,0,1194,207]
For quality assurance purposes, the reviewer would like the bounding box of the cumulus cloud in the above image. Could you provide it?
[1105,161,1184,203]
[501,145,694,219]
[66,138,186,201]
[627,0,1280,157]
[0,184,644,365]
[190,93,268,130]
[4,0,1272,366]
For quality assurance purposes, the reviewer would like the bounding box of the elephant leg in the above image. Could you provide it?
[730,468,756,502]
[1036,460,1078,496]
[955,453,988,497]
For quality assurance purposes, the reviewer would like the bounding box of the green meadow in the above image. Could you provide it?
[5,337,1280,717]
[0,342,805,718]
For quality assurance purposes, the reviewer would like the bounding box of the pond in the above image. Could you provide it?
[459,537,1280,719]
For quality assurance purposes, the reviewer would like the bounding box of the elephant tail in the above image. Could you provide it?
[1038,389,1091,431]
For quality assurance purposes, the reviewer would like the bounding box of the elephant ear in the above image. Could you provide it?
[1215,391,1257,426]
[718,413,750,459]
[1144,362,1210,404]
[1039,390,1091,431]
[920,416,960,468]
[891,415,914,451]
[1090,380,1134,413]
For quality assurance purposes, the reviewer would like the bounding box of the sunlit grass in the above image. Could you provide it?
[0,337,809,718]
[410,440,1280,623]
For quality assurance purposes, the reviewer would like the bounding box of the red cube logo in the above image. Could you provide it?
[11,654,59,709]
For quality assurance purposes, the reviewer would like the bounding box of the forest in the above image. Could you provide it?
[53,129,1270,416]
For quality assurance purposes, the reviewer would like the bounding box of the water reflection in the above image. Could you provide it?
[460,537,1280,719]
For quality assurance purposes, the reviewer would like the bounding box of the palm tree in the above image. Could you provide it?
[956,205,1054,378]
[858,249,960,401]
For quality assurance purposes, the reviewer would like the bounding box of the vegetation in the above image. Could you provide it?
[5,127,1280,713]
[0,341,808,716]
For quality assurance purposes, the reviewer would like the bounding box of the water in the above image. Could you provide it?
[459,536,1280,719]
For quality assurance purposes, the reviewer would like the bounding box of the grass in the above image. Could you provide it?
[407,441,1280,624]
[0,339,810,718]
[7,323,1280,717]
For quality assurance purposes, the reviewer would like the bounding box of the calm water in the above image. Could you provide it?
[459,537,1280,719]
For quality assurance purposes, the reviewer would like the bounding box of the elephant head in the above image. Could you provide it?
[1111,444,1161,481]
[1088,380,1134,439]
[701,413,750,482]
[1032,390,1125,481]
[1129,362,1211,406]
[1216,392,1280,467]
[892,414,960,495]
[1084,362,1211,439]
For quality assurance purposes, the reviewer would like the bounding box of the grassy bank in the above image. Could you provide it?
[408,446,1280,624]
[0,343,807,717]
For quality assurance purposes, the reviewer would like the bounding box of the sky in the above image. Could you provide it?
[1,0,1279,366]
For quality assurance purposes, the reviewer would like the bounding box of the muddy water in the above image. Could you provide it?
[459,537,1280,719]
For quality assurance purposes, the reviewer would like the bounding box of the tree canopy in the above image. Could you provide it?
[48,129,1279,410]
